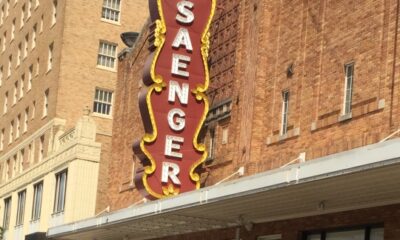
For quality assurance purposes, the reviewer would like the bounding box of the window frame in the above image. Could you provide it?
[19,74,24,99]
[16,114,21,139]
[31,181,43,221]
[20,4,25,28]
[42,89,49,118]
[24,33,29,59]
[32,24,37,50]
[3,91,8,114]
[2,31,6,52]
[8,54,12,77]
[97,41,117,70]
[38,134,44,162]
[101,0,122,23]
[47,43,54,72]
[0,128,4,151]
[13,80,18,105]
[15,189,26,226]
[0,65,2,86]
[24,107,29,133]
[9,120,14,144]
[2,197,12,230]
[280,90,290,136]
[28,64,33,91]
[93,88,113,117]
[51,0,57,25]
[53,169,67,213]
[207,128,216,160]
[343,62,355,115]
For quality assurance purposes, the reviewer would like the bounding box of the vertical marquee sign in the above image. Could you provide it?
[133,0,216,199]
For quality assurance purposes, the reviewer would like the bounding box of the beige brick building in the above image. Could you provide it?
[0,0,148,239]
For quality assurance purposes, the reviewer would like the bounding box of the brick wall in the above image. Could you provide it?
[108,24,150,209]
[108,0,400,208]
[157,204,400,240]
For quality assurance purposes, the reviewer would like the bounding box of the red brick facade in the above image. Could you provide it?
[158,204,400,240]
[107,0,400,238]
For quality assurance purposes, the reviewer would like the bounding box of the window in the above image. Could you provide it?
[32,100,35,119]
[38,135,44,161]
[20,4,25,28]
[281,91,289,135]
[5,160,10,180]
[32,24,36,49]
[97,41,117,69]
[305,226,383,240]
[2,31,6,52]
[51,0,57,25]
[19,150,24,173]
[43,89,49,117]
[12,154,17,177]
[36,57,39,76]
[102,0,121,22]
[19,149,24,171]
[16,190,26,226]
[9,120,13,143]
[27,0,32,19]
[17,43,22,66]
[0,66,3,86]
[24,108,28,132]
[24,34,28,58]
[54,170,67,213]
[93,89,113,115]
[8,54,12,77]
[40,14,43,32]
[16,114,21,138]
[343,63,354,115]
[208,128,216,159]
[35,0,39,8]
[0,5,4,25]
[0,128,4,151]
[13,81,18,104]
[3,91,8,114]
[28,65,33,90]
[32,181,43,220]
[20,74,24,99]
[27,142,33,163]
[47,43,53,71]
[5,0,9,18]
[11,18,15,40]
[2,197,12,229]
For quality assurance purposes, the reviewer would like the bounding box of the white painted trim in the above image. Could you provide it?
[257,234,282,240]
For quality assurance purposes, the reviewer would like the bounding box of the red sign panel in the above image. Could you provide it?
[133,0,216,199]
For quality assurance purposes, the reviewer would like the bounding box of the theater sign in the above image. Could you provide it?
[134,0,216,199]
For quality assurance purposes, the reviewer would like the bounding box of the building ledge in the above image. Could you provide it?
[47,139,400,240]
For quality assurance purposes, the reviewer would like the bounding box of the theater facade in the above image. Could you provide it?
[47,0,400,239]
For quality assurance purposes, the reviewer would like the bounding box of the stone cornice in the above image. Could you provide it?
[0,139,101,198]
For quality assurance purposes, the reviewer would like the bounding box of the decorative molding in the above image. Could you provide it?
[206,99,233,124]
[0,115,101,197]
[312,98,385,132]
[0,139,101,198]
[267,127,300,145]
[338,112,353,122]
[0,118,66,163]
